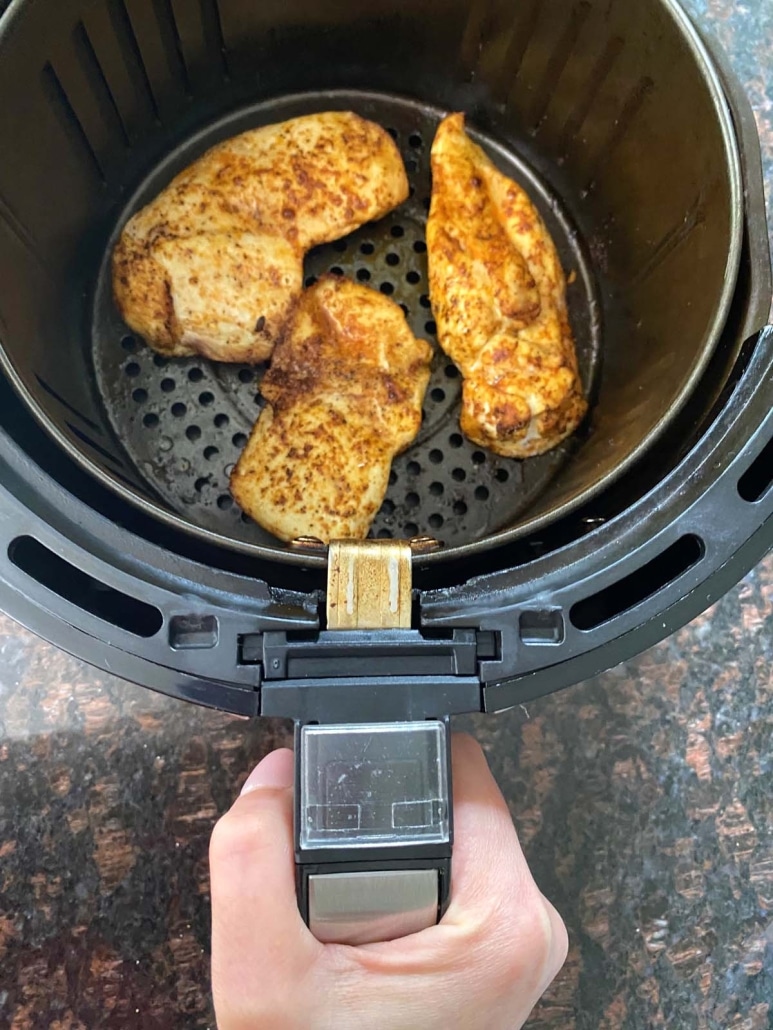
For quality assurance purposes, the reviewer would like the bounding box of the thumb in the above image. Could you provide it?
[210,749,320,1012]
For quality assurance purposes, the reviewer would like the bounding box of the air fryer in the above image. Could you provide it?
[0,0,771,941]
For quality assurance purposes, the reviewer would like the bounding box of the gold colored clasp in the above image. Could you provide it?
[288,536,442,630]
[327,540,413,630]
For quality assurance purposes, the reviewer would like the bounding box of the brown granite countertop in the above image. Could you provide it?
[1,0,772,1026]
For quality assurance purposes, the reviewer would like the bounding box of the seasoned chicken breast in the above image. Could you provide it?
[427,113,587,458]
[231,277,432,542]
[113,112,409,363]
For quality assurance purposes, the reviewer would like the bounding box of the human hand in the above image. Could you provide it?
[210,734,567,1030]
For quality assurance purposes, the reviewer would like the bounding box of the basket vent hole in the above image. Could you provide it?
[380,282,395,295]
[409,133,423,149]
[431,389,446,404]
[160,378,176,393]
[9,536,162,638]
[143,413,159,428]
[445,365,459,379]
[214,413,230,428]
[132,388,148,403]
[407,271,421,285]
[390,225,405,239]
[238,368,254,384]
[153,354,168,368]
[121,335,138,352]
[405,522,419,536]
[495,468,510,482]
[360,242,375,255]
[407,461,421,476]
[386,252,400,266]
[171,402,187,418]
[475,486,490,502]
[330,265,344,276]
[332,239,348,253]
[425,320,437,335]
[405,492,420,509]
[232,432,247,448]
[472,451,486,465]
[357,268,371,282]
[203,446,220,461]
[199,391,215,406]
[125,362,141,378]
[217,494,232,510]
[571,535,705,632]
[389,470,398,486]
[188,367,204,383]
[381,498,395,515]
[738,437,773,502]
[453,501,468,516]
[429,449,443,465]
[452,468,467,482]
[429,482,444,497]
[449,434,463,449]
[186,425,202,441]
[406,159,418,174]
[420,294,431,309]
[429,513,444,529]
[194,477,209,492]
[414,240,427,254]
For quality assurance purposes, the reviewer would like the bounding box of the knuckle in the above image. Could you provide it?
[482,889,557,994]
[209,809,252,866]
[547,903,570,977]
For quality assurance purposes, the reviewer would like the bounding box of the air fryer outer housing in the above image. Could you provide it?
[0,0,770,721]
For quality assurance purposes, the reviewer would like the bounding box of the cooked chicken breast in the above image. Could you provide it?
[231,277,432,542]
[427,113,587,458]
[113,112,409,363]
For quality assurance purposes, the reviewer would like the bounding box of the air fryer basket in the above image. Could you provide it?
[0,0,771,720]
[0,0,743,565]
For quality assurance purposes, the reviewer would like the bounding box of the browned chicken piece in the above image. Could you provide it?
[427,113,587,458]
[113,112,409,364]
[230,277,432,542]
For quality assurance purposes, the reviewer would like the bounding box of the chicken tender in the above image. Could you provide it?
[427,113,587,458]
[113,112,409,363]
[231,277,432,542]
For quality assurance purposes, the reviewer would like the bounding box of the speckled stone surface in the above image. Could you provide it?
[1,1,772,1027]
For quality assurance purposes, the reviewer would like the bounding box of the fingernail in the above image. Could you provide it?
[240,749,294,795]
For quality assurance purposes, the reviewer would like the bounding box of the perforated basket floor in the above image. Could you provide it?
[92,92,601,550]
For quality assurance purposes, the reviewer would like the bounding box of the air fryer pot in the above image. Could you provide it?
[0,0,771,941]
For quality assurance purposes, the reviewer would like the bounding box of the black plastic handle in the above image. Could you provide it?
[294,719,453,945]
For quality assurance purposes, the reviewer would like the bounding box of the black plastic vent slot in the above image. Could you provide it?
[738,437,773,503]
[570,535,704,631]
[9,536,163,638]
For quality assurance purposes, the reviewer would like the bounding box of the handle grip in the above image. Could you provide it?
[294,720,453,945]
